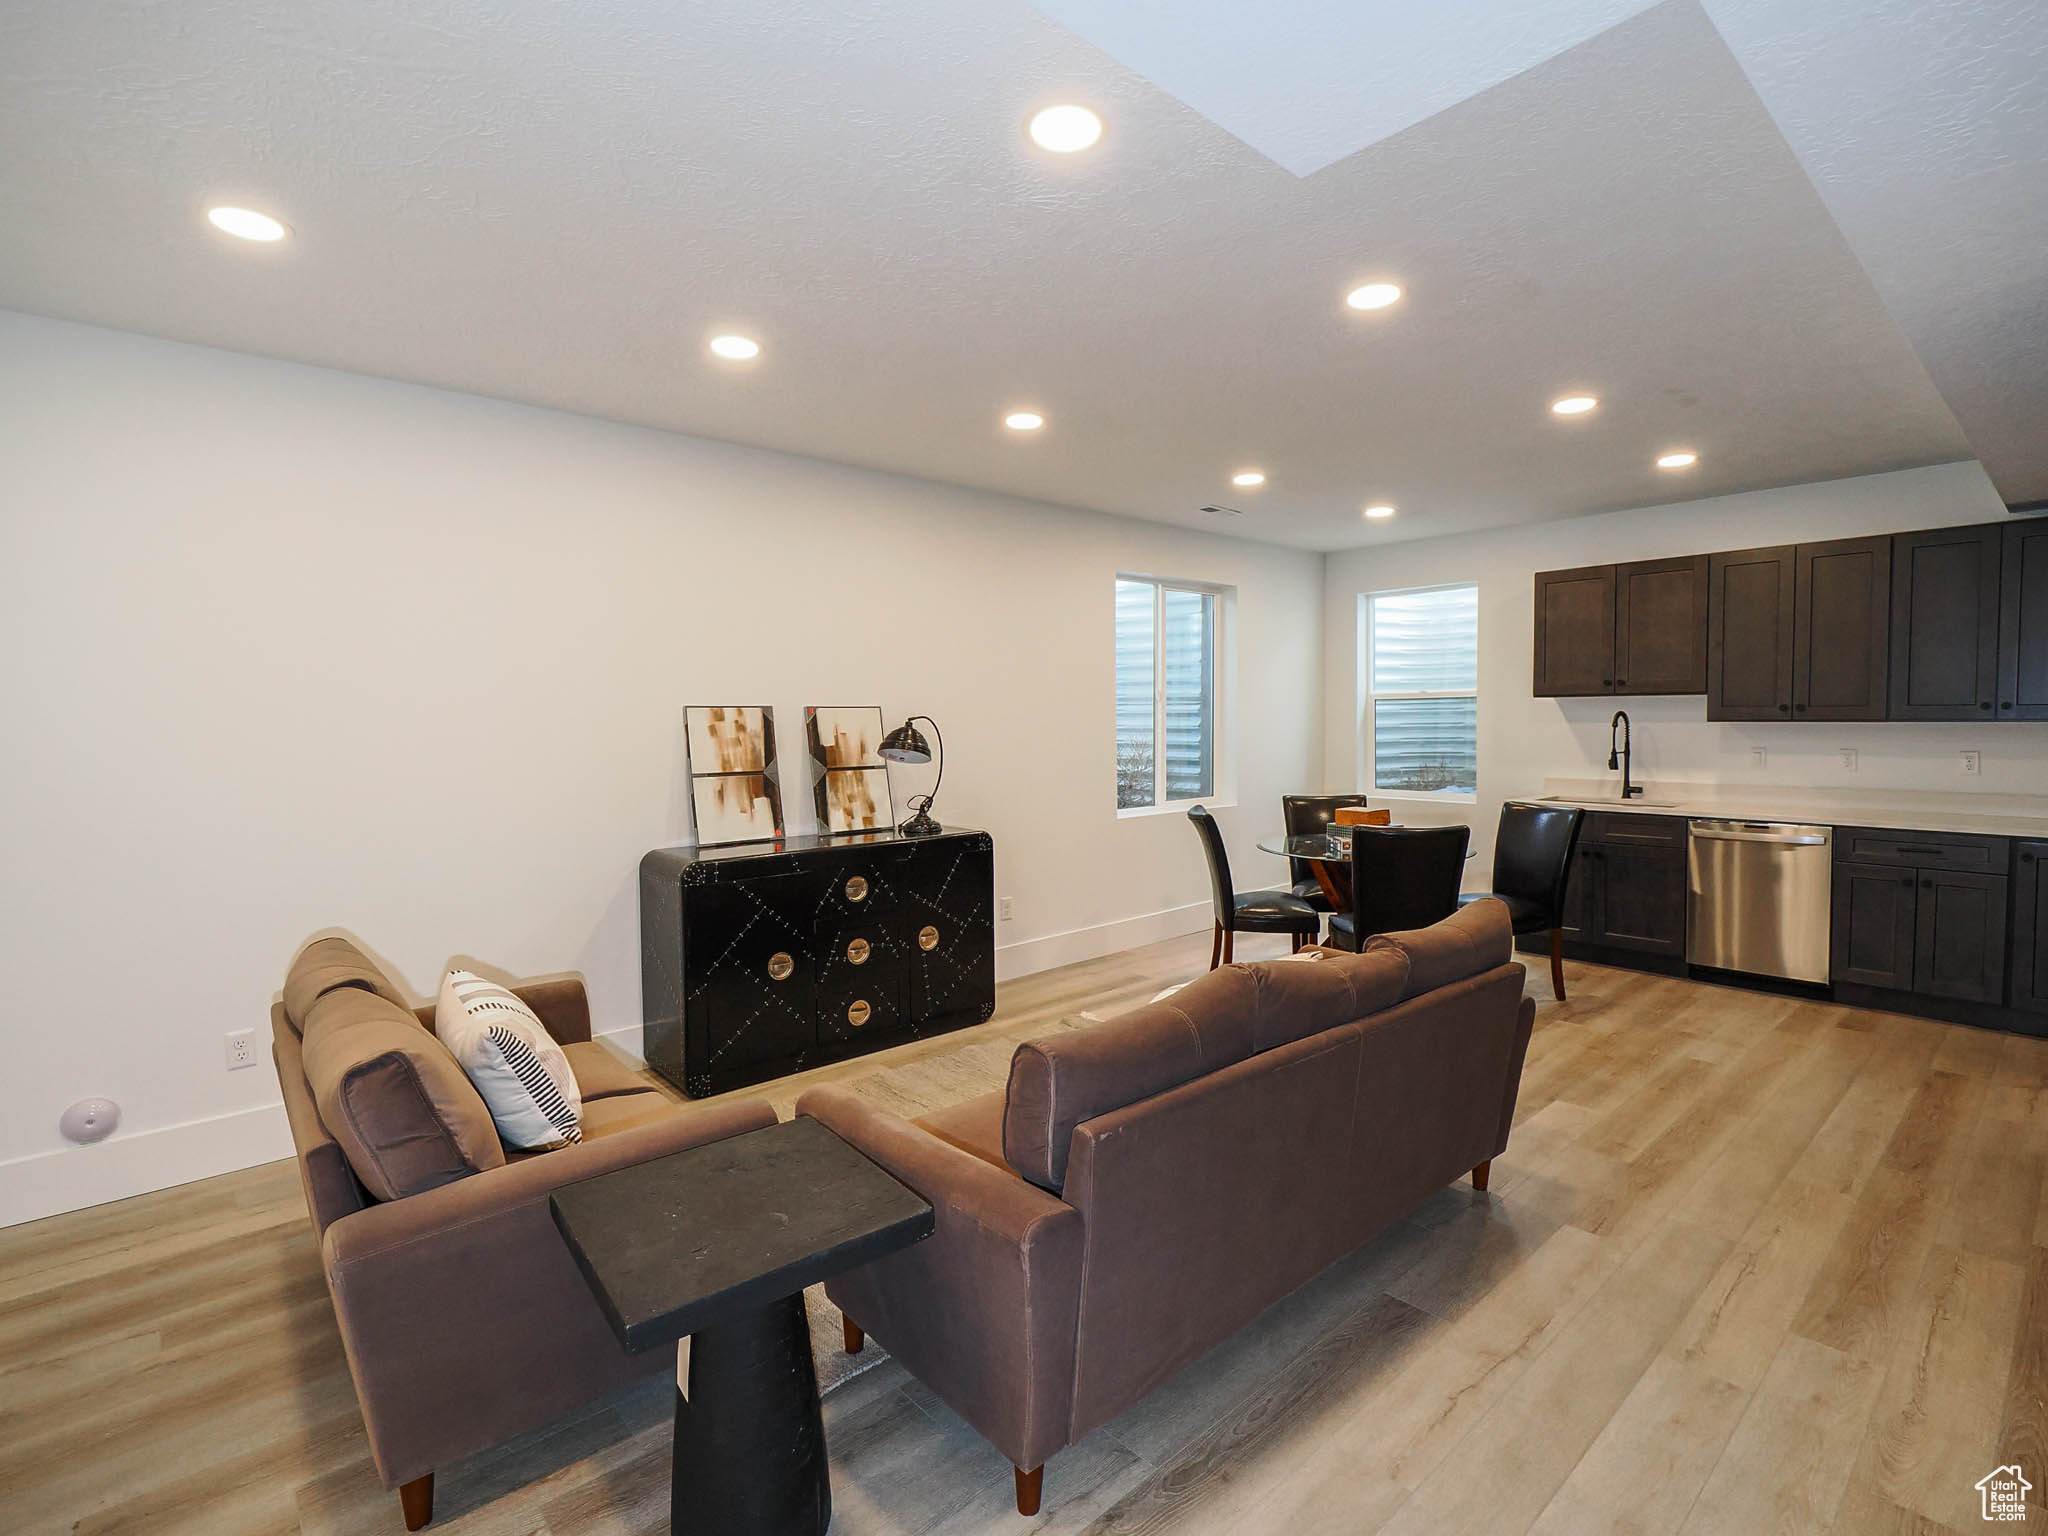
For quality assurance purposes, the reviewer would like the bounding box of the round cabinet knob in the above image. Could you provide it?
[845,875,869,903]
[918,924,941,952]
[847,999,871,1027]
[1921,878,1934,889]
[1778,703,1791,714]
[1615,677,1627,687]
[846,937,871,966]
[767,952,794,982]
[1981,701,1994,710]
[1900,876,1914,886]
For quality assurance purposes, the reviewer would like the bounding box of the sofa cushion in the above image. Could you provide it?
[562,1041,653,1100]
[435,971,584,1150]
[916,1089,1012,1173]
[1366,897,1514,1000]
[1246,946,1410,1049]
[300,985,506,1201]
[577,1090,681,1140]
[282,936,408,1034]
[1004,964,1259,1191]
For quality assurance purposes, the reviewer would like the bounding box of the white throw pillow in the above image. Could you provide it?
[435,970,584,1150]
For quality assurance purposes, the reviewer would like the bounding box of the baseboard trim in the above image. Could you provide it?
[995,900,1211,981]
[0,1101,295,1231]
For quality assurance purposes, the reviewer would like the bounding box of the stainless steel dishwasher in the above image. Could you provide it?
[1687,820,1833,983]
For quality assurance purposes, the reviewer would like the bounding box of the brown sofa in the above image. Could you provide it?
[272,938,776,1530]
[799,899,1533,1515]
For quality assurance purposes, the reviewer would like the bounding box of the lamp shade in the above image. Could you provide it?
[879,721,932,764]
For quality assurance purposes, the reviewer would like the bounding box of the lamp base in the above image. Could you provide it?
[897,804,942,837]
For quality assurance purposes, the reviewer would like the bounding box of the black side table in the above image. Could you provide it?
[549,1115,933,1535]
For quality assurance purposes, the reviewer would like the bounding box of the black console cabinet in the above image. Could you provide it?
[640,828,995,1097]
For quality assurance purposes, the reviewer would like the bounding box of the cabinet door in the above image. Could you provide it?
[1912,869,2008,1004]
[1794,535,1891,721]
[684,872,818,1073]
[2013,844,2048,1017]
[1888,524,2002,720]
[1533,566,1616,697]
[1591,844,1687,955]
[896,837,997,1025]
[1708,546,1796,720]
[1831,863,1918,990]
[1615,555,1708,694]
[1999,517,2048,720]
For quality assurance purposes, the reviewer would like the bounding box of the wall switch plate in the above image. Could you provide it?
[999,896,1014,923]
[1961,749,1982,776]
[1838,747,1858,772]
[224,1028,259,1071]
[1750,747,1767,769]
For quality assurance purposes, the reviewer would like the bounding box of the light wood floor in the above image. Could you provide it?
[4,933,2046,1534]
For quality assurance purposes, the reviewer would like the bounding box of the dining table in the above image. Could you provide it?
[1257,829,1476,912]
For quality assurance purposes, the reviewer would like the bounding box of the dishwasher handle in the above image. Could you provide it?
[1688,828,1829,846]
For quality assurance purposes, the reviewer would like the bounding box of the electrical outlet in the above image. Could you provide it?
[999,896,1014,923]
[1838,747,1858,773]
[1961,749,1982,776]
[1750,747,1767,769]
[224,1028,259,1071]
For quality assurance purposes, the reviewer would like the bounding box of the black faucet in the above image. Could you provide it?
[1608,710,1643,799]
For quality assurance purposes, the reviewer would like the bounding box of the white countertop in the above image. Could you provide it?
[1531,778,2048,841]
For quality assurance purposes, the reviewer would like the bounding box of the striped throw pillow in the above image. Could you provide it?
[435,970,584,1150]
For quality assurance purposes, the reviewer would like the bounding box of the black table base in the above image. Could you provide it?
[673,1294,828,1535]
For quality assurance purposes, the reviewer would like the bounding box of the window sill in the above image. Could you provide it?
[1368,790,1479,807]
[1117,798,1237,820]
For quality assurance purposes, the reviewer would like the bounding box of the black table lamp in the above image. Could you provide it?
[879,715,944,836]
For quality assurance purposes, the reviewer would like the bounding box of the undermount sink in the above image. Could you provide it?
[1538,794,1682,809]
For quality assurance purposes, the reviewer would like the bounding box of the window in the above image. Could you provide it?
[1116,576,1218,810]
[1363,584,1478,796]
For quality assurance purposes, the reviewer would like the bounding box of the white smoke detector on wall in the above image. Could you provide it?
[59,1097,121,1144]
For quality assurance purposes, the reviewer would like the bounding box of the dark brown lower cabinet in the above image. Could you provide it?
[2013,843,2048,1016]
[1556,816,1687,958]
[1830,863,1917,990]
[1831,860,2007,1006]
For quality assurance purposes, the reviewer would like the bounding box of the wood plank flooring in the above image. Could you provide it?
[3,934,2046,1534]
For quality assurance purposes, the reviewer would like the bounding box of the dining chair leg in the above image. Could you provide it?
[1549,927,1567,1002]
[1221,928,1235,965]
[1209,923,1223,971]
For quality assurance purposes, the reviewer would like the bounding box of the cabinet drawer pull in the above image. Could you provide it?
[847,999,871,1027]
[1777,703,1791,713]
[1981,701,1993,710]
[846,938,870,965]
[767,952,794,982]
[1899,876,1914,886]
[845,876,869,902]
[1920,878,1934,889]
[1894,846,1945,857]
[918,924,941,951]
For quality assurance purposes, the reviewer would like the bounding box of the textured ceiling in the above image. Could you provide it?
[0,0,2027,549]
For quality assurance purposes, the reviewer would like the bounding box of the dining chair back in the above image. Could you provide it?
[1332,824,1471,950]
[1281,794,1366,908]
[1460,802,1584,1000]
[1188,805,1322,967]
[1188,804,1238,928]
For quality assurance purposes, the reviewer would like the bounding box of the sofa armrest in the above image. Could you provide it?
[319,1096,775,1486]
[1494,994,1537,1154]
[797,1085,1083,1473]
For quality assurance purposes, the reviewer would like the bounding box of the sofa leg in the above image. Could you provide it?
[1549,927,1567,1002]
[399,1473,434,1531]
[1472,1160,1491,1193]
[1015,1465,1044,1517]
[843,1316,865,1354]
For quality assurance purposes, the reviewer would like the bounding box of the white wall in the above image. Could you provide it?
[1320,460,2045,877]
[0,311,1324,1225]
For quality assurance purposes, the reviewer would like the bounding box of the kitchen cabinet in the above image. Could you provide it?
[1888,523,2003,720]
[1560,813,1687,957]
[1830,828,2010,1007]
[1533,557,1707,697]
[2000,517,2048,720]
[1706,545,1795,719]
[2014,844,2048,1018]
[1708,536,1889,721]
[1913,869,2008,1005]
[1831,863,1918,990]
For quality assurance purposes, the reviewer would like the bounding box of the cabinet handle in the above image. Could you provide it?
[1777,703,1791,714]
[845,876,869,902]
[2022,853,2036,864]
[1899,876,1913,886]
[767,952,794,982]
[1981,701,1993,710]
[846,938,871,966]
[1895,846,1944,857]
[1795,703,1808,713]
[847,999,871,1027]
[2003,702,2015,710]
[1920,878,1934,889]
[1615,677,1627,686]
[917,924,941,951]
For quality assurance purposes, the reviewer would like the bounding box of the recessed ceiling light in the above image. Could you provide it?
[708,334,761,361]
[1364,504,1396,520]
[1656,450,1699,469]
[1551,394,1599,416]
[1004,411,1045,432]
[206,205,288,243]
[1027,105,1103,154]
[1232,470,1266,488]
[1345,282,1403,311]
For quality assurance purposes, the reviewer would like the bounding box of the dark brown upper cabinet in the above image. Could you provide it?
[1706,545,1796,719]
[1532,565,1616,696]
[2000,516,2048,720]
[1533,556,1706,697]
[1794,534,1891,721]
[1889,523,2003,720]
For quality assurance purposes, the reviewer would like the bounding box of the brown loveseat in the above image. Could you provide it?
[798,899,1533,1515]
[272,938,776,1531]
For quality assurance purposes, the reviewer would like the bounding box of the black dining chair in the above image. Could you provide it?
[1187,805,1322,967]
[1459,802,1584,1001]
[1281,794,1365,910]
[1327,824,1471,952]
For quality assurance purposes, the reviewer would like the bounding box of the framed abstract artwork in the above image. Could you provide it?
[806,706,895,836]
[684,705,784,847]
